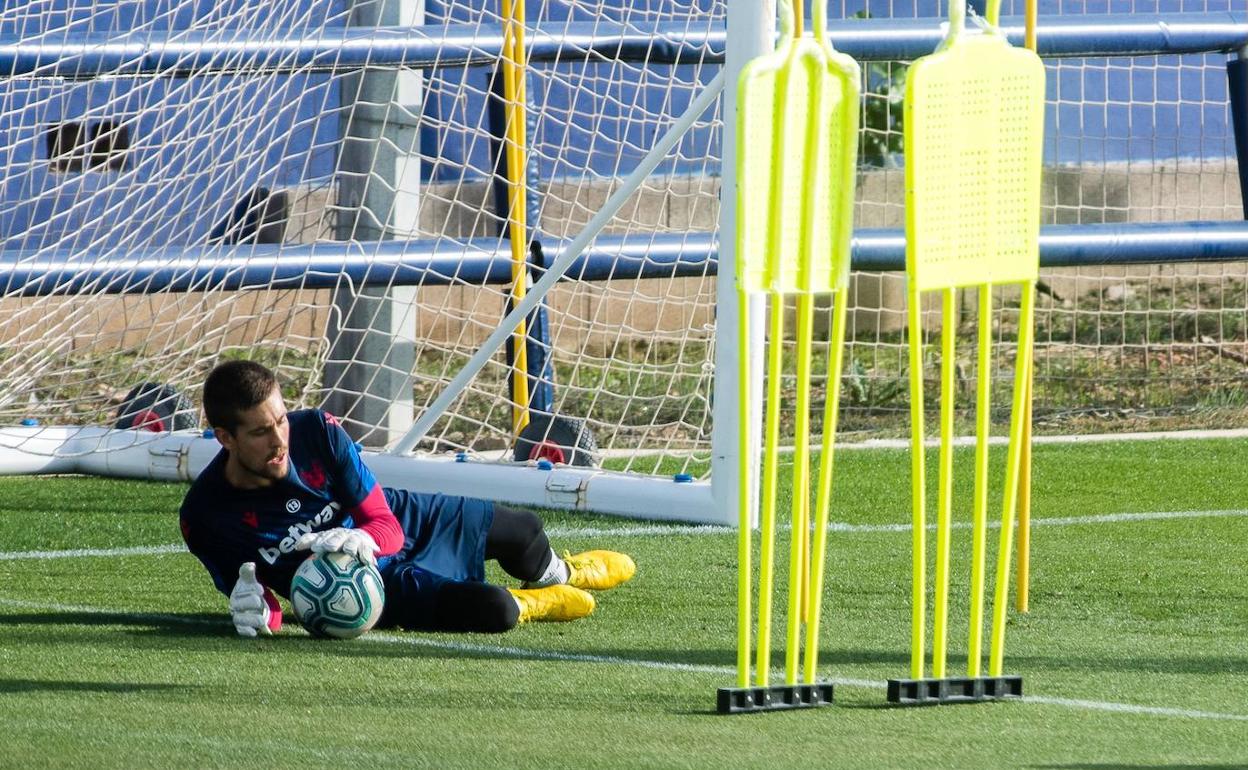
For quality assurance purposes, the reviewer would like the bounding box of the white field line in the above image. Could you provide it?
[0,544,185,561]
[596,427,1248,459]
[0,595,1245,723]
[545,508,1248,538]
[3,508,1246,561]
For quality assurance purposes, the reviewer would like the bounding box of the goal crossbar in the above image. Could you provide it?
[1,13,1242,80]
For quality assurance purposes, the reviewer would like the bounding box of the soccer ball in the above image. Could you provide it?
[289,551,385,639]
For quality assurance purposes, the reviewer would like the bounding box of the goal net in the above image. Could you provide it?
[0,0,730,520]
[0,0,1244,522]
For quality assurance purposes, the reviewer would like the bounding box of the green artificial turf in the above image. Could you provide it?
[1,438,1246,768]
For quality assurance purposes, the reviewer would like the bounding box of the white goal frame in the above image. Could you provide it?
[0,0,772,527]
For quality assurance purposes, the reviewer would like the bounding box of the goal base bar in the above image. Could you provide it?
[0,427,729,525]
[886,675,1023,706]
[716,683,835,714]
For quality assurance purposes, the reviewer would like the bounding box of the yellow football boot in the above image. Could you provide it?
[564,550,636,591]
[508,585,596,623]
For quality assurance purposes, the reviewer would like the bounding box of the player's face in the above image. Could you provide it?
[216,387,290,489]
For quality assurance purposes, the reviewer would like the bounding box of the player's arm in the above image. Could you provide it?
[180,513,282,637]
[294,412,403,565]
[344,483,403,556]
[292,484,402,565]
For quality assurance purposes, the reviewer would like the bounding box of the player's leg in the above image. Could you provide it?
[484,504,563,584]
[385,488,634,592]
[379,560,592,631]
[485,504,636,591]
[379,561,517,633]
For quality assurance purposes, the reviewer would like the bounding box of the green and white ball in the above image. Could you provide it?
[290,551,385,639]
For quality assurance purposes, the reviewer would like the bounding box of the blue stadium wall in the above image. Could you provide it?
[0,0,1238,249]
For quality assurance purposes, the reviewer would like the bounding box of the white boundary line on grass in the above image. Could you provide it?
[3,507,1247,561]
[598,427,1248,458]
[0,595,1245,723]
[550,507,1248,537]
[0,544,185,561]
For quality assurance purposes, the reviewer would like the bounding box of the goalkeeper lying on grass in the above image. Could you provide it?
[179,359,635,638]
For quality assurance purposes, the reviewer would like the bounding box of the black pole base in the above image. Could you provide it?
[716,682,835,714]
[886,675,1023,705]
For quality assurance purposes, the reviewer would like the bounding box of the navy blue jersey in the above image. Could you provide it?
[180,409,375,598]
[181,408,494,603]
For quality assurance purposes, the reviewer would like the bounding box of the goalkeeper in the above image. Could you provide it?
[180,359,635,638]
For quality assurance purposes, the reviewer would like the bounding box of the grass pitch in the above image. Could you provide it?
[1,437,1246,768]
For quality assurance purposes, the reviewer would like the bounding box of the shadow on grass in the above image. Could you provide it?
[6,611,1241,695]
[0,610,226,637]
[0,678,191,695]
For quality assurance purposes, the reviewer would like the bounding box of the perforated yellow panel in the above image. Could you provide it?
[735,39,858,295]
[904,33,1045,291]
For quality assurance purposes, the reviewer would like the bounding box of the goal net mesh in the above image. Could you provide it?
[0,0,1242,476]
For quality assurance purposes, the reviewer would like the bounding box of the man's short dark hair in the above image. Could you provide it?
[203,360,278,432]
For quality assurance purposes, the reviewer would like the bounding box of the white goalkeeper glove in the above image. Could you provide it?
[294,527,379,567]
[229,562,273,638]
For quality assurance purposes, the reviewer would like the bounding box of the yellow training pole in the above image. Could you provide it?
[932,288,957,679]
[989,282,1036,676]
[1016,372,1033,613]
[1016,0,1039,615]
[803,287,848,682]
[735,290,753,688]
[755,295,785,686]
[906,285,927,681]
[786,292,815,684]
[501,0,531,435]
[967,284,993,677]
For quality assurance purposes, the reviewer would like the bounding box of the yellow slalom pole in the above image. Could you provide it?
[803,286,848,683]
[967,284,993,677]
[755,294,785,686]
[906,285,927,681]
[752,0,797,688]
[501,0,531,435]
[1016,0,1039,615]
[932,288,956,679]
[1016,371,1033,614]
[735,289,753,688]
[989,282,1036,676]
[786,292,814,684]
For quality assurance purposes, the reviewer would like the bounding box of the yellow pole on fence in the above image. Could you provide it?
[501,0,531,435]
